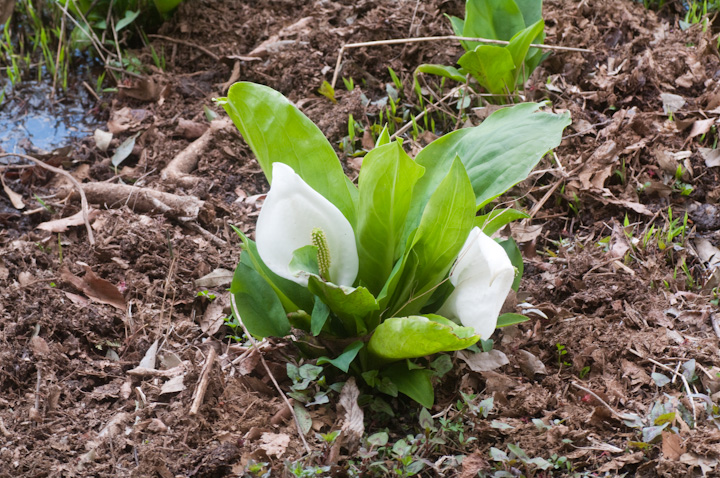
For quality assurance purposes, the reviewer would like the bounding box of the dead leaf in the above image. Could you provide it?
[60,265,126,311]
[597,451,644,472]
[258,432,290,458]
[481,370,519,394]
[510,223,543,243]
[516,350,547,377]
[30,336,50,356]
[699,147,720,168]
[460,451,487,478]
[94,129,113,152]
[37,209,99,233]
[661,93,685,114]
[195,268,234,288]
[688,118,716,140]
[661,431,685,460]
[18,271,34,287]
[200,292,229,335]
[118,77,165,102]
[160,375,186,394]
[679,453,718,475]
[338,377,364,452]
[107,107,147,134]
[1,174,25,210]
[138,340,159,370]
[459,350,509,373]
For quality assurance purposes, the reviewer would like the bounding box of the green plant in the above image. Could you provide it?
[217,82,569,407]
[415,0,546,103]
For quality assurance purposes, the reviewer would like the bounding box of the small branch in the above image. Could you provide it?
[0,153,95,246]
[230,295,312,455]
[190,347,217,415]
[331,35,592,89]
[390,85,462,141]
[570,382,639,421]
[148,34,220,62]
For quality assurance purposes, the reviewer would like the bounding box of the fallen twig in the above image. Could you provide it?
[0,153,95,246]
[190,346,217,415]
[331,35,593,89]
[230,295,312,455]
[148,34,220,62]
[570,381,639,422]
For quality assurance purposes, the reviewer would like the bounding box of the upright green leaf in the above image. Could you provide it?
[307,276,378,335]
[498,237,523,291]
[505,20,544,85]
[475,208,529,236]
[514,0,543,26]
[389,157,475,317]
[368,315,479,361]
[220,82,357,223]
[356,142,425,295]
[409,103,570,230]
[463,0,526,46]
[458,45,515,95]
[317,341,364,372]
[230,255,290,338]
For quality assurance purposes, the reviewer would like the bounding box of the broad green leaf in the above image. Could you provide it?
[414,64,467,84]
[368,315,480,361]
[356,142,425,295]
[458,45,515,95]
[115,10,140,31]
[307,276,378,335]
[382,362,434,408]
[409,103,570,227]
[232,226,313,313]
[317,341,364,372]
[446,14,468,49]
[391,157,475,317]
[514,0,543,26]
[230,255,290,338]
[475,208,529,236]
[498,237,523,291]
[496,313,530,327]
[153,0,184,13]
[376,126,391,147]
[463,0,526,45]
[506,20,545,85]
[220,82,357,224]
[310,300,330,336]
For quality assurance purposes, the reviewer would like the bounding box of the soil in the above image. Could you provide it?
[2,0,720,476]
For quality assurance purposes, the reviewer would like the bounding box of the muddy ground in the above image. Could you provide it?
[2,0,720,476]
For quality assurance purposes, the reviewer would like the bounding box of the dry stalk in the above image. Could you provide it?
[190,347,217,415]
[331,35,592,89]
[229,295,312,455]
[0,153,95,245]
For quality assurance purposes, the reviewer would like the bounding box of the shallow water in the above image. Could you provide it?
[0,79,97,162]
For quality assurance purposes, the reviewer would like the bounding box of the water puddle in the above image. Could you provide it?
[0,78,98,162]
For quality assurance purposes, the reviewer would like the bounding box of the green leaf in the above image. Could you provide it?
[497,237,523,291]
[496,313,530,328]
[446,14,468,50]
[414,64,467,84]
[220,82,357,224]
[153,0,183,13]
[310,300,330,336]
[390,157,475,317]
[376,126,391,147]
[288,245,320,278]
[514,0,543,26]
[356,142,425,295]
[230,255,290,338]
[368,315,480,361]
[115,10,140,31]
[231,226,313,313]
[463,0,526,44]
[382,362,434,408]
[475,208,529,236]
[505,20,545,85]
[458,45,515,95]
[307,276,378,335]
[317,341,364,373]
[410,102,570,220]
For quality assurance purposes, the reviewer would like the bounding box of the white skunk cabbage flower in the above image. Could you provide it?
[437,227,515,339]
[255,162,359,287]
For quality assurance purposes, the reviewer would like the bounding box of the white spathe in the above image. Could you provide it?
[255,162,359,287]
[437,227,515,339]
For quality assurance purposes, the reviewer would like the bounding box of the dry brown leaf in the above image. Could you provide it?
[661,93,685,114]
[107,107,148,134]
[516,350,547,377]
[1,174,25,210]
[200,292,229,335]
[94,129,113,152]
[60,265,126,311]
[661,431,685,460]
[37,209,99,233]
[688,118,715,140]
[258,432,290,458]
[460,451,487,478]
[195,268,234,288]
[338,377,364,452]
[510,223,543,243]
[459,350,509,372]
[699,147,720,168]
